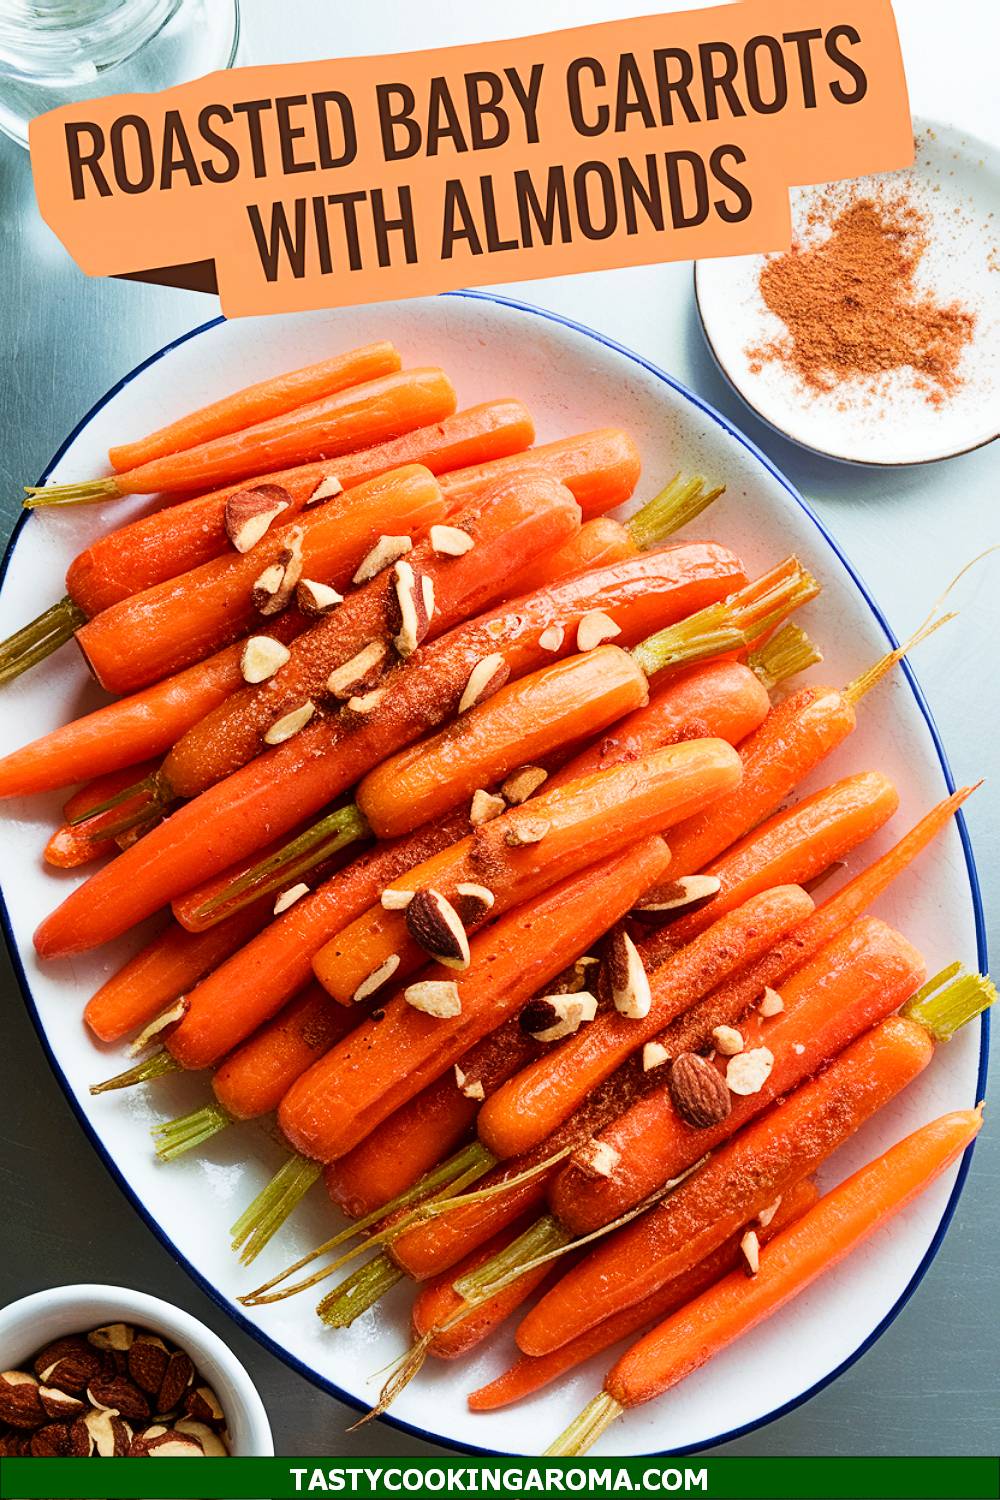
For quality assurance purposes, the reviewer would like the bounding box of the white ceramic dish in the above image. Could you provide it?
[0,1284,272,1455]
[695,121,1000,466]
[0,293,987,1456]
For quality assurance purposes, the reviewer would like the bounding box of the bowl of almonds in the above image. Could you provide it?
[0,1284,272,1457]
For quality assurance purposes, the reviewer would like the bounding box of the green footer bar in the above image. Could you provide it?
[0,1456,997,1499]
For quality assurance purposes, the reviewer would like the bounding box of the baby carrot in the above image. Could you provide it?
[315,739,743,1008]
[519,1014,938,1355]
[548,1109,984,1453]
[160,469,583,800]
[27,367,457,506]
[108,342,402,472]
[549,916,927,1235]
[643,769,900,954]
[65,400,535,620]
[439,428,641,520]
[324,1015,545,1220]
[45,762,161,867]
[279,838,672,1164]
[34,538,742,959]
[83,900,273,1043]
[475,885,815,1163]
[76,464,445,693]
[357,645,650,839]
[0,615,301,800]
[211,983,362,1120]
[469,1177,819,1410]
[161,812,469,1072]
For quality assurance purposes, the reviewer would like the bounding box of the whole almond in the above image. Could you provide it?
[0,1370,45,1429]
[30,1421,71,1456]
[127,1336,170,1397]
[34,1336,101,1394]
[156,1350,194,1414]
[669,1052,732,1129]
[87,1373,150,1422]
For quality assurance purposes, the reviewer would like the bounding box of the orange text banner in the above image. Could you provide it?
[29,0,912,316]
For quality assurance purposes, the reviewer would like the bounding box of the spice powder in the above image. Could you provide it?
[748,191,976,406]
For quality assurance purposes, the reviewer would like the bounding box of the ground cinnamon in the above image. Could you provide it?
[748,191,975,405]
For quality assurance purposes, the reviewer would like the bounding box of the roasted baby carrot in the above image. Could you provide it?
[160,469,583,800]
[75,464,445,693]
[279,838,672,1164]
[34,539,742,959]
[548,1109,984,1453]
[67,400,536,619]
[643,769,900,954]
[0,615,302,799]
[519,1014,939,1355]
[357,645,650,840]
[45,762,161,867]
[27,367,457,506]
[439,428,641,520]
[161,812,469,1072]
[83,899,273,1043]
[108,342,402,473]
[549,916,927,1235]
[469,1177,818,1410]
[315,739,743,1007]
[475,885,815,1163]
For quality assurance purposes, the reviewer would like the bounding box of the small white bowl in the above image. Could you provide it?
[0,1285,272,1456]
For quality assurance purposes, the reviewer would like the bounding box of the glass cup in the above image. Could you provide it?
[0,0,240,147]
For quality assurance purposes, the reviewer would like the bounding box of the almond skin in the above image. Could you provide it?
[668,1052,732,1128]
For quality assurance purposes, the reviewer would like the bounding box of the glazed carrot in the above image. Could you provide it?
[315,739,743,1007]
[162,812,469,1072]
[108,342,402,473]
[160,469,585,800]
[67,400,535,618]
[542,661,770,795]
[76,464,445,694]
[519,1014,937,1356]
[0,615,302,799]
[358,645,650,839]
[27,368,457,505]
[476,885,815,1163]
[549,916,927,1235]
[469,1177,818,1410]
[549,1110,984,1452]
[440,428,641,520]
[83,899,273,1043]
[212,983,363,1121]
[644,769,900,953]
[35,539,743,959]
[279,838,672,1164]
[45,762,161,867]
[412,1219,557,1362]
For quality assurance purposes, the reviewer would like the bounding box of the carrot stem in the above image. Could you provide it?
[748,622,823,690]
[316,1253,405,1327]
[68,771,163,827]
[194,803,370,922]
[630,559,818,679]
[24,476,123,508]
[0,596,88,684]
[90,1048,181,1094]
[412,1147,570,1220]
[151,1101,234,1161]
[240,1142,492,1307]
[626,475,724,551]
[903,965,996,1043]
[230,1154,324,1263]
[546,1391,624,1457]
[843,614,954,706]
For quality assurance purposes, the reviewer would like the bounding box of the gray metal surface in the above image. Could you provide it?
[1,0,997,1455]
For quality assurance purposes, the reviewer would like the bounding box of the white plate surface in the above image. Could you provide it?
[0,293,987,1455]
[695,122,1000,466]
